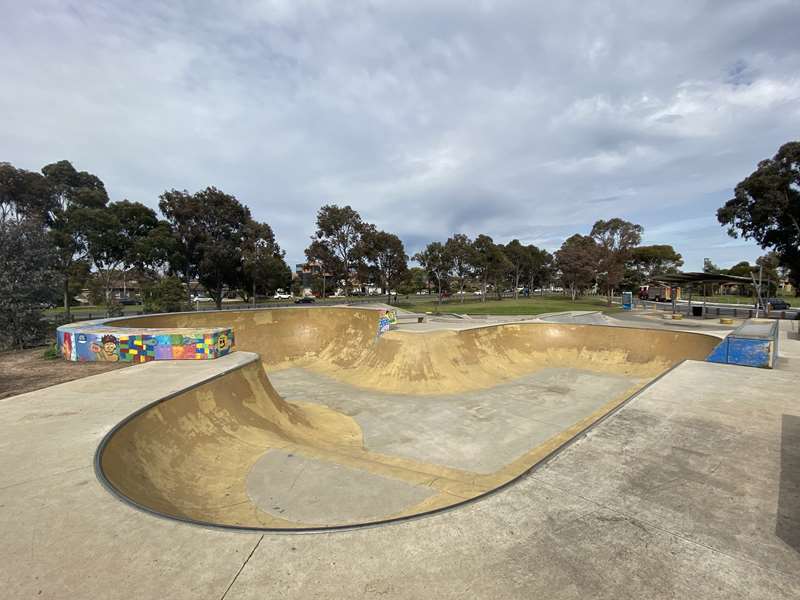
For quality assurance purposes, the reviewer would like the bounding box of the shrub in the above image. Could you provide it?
[143,277,189,313]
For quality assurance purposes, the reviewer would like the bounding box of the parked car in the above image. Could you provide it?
[760,298,791,310]
[273,292,292,300]
[191,295,213,302]
[294,296,316,304]
[119,298,139,306]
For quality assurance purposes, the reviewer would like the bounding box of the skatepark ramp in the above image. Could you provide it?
[97,307,720,530]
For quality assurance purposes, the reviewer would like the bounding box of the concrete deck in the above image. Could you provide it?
[1,316,799,598]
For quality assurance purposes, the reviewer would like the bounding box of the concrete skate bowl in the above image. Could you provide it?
[97,307,720,531]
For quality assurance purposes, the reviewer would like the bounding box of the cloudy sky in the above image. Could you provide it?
[2,1,799,270]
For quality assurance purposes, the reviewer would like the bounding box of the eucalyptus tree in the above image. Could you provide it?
[444,234,474,303]
[360,227,408,303]
[470,235,510,302]
[413,242,452,306]
[42,160,109,319]
[555,234,599,301]
[160,187,250,309]
[590,218,643,305]
[718,141,800,292]
[309,204,366,298]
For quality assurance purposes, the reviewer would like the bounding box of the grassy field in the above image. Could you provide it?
[396,295,620,316]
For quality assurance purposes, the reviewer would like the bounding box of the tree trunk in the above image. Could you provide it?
[63,275,71,321]
[216,282,223,310]
[459,279,465,303]
[437,276,442,306]
[481,277,487,303]
[184,274,193,309]
[514,270,520,299]
[103,270,113,316]
[252,280,256,307]
[571,284,577,301]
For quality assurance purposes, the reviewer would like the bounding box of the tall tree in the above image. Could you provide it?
[555,234,599,301]
[41,160,110,319]
[305,239,342,298]
[590,218,643,304]
[522,245,553,295]
[0,218,58,349]
[402,266,428,295]
[501,239,528,299]
[444,234,474,303]
[471,235,511,302]
[160,187,250,309]
[0,162,54,224]
[81,200,160,310]
[755,252,781,296]
[240,219,289,303]
[360,227,408,303]
[310,205,366,298]
[626,244,683,288]
[717,141,800,289]
[413,242,451,306]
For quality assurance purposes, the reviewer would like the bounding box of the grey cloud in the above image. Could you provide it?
[2,0,799,271]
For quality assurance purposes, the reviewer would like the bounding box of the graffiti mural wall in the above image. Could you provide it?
[57,324,234,363]
[378,309,398,335]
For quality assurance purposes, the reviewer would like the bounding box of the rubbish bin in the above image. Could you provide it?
[692,306,703,317]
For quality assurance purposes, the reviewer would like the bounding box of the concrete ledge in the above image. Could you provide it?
[57,320,234,362]
[707,318,779,368]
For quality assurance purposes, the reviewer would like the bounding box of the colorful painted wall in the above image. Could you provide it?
[57,324,234,363]
[58,306,395,363]
[378,309,398,335]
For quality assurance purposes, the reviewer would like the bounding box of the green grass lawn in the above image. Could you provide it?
[396,295,620,316]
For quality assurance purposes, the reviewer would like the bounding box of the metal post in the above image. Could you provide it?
[687,285,693,317]
[703,283,707,318]
[751,267,764,318]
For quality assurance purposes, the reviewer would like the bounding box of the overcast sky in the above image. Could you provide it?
[2,1,799,270]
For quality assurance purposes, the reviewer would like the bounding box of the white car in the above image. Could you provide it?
[273,292,292,300]
[192,295,213,302]
[473,290,484,296]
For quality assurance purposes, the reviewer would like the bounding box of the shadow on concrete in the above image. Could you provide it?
[777,415,800,552]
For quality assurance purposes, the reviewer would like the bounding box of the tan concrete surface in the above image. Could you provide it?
[2,308,797,598]
[98,308,718,529]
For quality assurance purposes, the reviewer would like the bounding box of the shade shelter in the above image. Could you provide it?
[649,272,755,317]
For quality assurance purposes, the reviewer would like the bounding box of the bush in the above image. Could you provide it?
[143,277,189,313]
[42,343,60,360]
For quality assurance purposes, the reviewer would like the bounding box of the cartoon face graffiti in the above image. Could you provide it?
[217,332,229,353]
[90,334,120,361]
